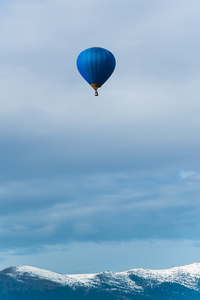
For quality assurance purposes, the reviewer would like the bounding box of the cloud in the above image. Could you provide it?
[0,0,199,272]
[0,170,199,250]
[179,171,196,179]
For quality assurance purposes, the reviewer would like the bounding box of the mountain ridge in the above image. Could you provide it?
[0,263,200,299]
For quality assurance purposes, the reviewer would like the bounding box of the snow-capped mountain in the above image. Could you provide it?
[1,263,200,299]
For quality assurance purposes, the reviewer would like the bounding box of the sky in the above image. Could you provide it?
[0,0,200,275]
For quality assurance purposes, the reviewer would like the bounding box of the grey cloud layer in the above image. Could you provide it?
[0,172,199,249]
[0,0,199,252]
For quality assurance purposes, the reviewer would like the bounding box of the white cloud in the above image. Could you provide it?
[179,171,196,179]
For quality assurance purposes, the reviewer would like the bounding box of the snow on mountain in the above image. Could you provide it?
[2,265,141,292]
[2,265,96,288]
[2,262,200,292]
[126,263,200,291]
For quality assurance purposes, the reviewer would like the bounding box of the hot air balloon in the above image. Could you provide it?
[77,47,116,96]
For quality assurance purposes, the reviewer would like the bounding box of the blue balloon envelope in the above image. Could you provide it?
[77,47,116,96]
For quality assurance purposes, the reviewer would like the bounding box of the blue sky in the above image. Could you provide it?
[0,0,200,274]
